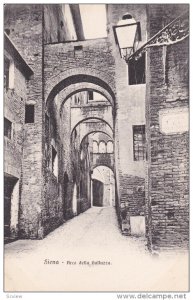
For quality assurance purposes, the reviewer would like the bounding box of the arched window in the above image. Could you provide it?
[93,140,98,153]
[107,140,113,153]
[99,141,106,153]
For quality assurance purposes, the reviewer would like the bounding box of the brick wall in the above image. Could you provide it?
[146,5,189,251]
[44,38,116,102]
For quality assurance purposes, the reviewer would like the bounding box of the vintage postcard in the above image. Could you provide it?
[3,3,189,293]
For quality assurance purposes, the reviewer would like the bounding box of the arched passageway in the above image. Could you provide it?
[44,76,116,234]
[91,166,115,208]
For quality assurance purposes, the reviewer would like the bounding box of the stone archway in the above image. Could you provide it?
[91,166,115,207]
[70,117,113,140]
[44,69,117,226]
[45,67,116,106]
[59,83,115,114]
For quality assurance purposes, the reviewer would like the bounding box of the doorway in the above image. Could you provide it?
[4,174,19,243]
[92,179,104,206]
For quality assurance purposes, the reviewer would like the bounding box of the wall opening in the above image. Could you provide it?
[63,172,69,219]
[72,183,77,215]
[107,140,113,153]
[133,125,146,161]
[128,53,146,85]
[74,45,83,57]
[99,141,106,153]
[4,117,12,139]
[4,174,19,243]
[52,146,58,177]
[91,166,115,207]
[4,55,14,90]
[25,104,35,124]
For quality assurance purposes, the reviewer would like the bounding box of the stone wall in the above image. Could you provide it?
[4,55,28,239]
[44,4,70,44]
[146,4,189,250]
[42,93,64,235]
[4,4,44,239]
[91,153,114,171]
[4,66,27,178]
[72,127,91,215]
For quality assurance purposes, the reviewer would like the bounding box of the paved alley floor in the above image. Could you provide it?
[4,207,189,292]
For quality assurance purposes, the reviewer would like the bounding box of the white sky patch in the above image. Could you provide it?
[79,4,107,39]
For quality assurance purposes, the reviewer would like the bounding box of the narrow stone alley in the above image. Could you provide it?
[5,207,188,292]
[4,4,189,295]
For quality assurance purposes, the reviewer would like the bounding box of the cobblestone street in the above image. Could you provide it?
[4,207,188,292]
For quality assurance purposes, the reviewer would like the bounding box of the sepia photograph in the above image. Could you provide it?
[3,2,189,293]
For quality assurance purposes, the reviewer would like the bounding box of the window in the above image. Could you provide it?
[4,57,9,90]
[74,45,83,57]
[99,141,106,153]
[128,53,145,85]
[107,140,113,153]
[25,105,35,123]
[4,118,12,139]
[93,141,98,153]
[4,56,14,90]
[45,113,50,143]
[133,125,146,161]
[88,91,94,101]
[74,95,78,105]
[52,146,58,177]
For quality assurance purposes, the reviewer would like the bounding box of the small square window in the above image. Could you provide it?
[25,105,35,123]
[74,45,83,57]
[74,45,83,51]
[4,118,12,139]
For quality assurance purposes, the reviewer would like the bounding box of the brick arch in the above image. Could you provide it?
[59,82,114,114]
[45,68,116,108]
[71,117,113,140]
[92,164,114,174]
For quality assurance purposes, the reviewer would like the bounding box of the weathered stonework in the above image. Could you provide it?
[4,51,28,241]
[146,4,189,251]
[4,4,189,251]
